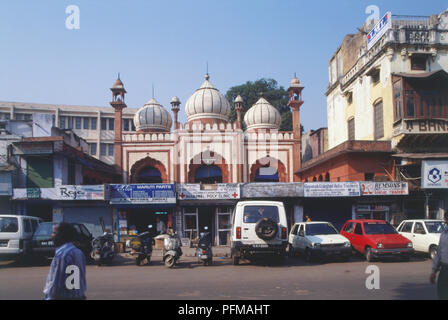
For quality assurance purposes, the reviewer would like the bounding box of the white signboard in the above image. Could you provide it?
[361,182,408,196]
[422,160,448,189]
[177,184,240,200]
[367,12,392,50]
[13,185,106,200]
[304,182,360,198]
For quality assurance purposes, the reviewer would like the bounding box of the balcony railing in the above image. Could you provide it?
[392,15,431,28]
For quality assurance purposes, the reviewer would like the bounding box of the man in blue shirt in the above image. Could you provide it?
[43,223,87,300]
[431,212,448,300]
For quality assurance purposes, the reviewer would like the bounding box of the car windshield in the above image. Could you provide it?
[34,223,57,237]
[363,222,397,235]
[0,217,18,233]
[243,206,279,223]
[425,221,447,234]
[306,223,338,236]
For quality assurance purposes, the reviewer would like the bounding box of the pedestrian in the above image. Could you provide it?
[156,217,167,235]
[430,211,448,300]
[305,215,311,222]
[43,222,87,300]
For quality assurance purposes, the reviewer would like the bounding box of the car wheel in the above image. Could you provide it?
[232,256,240,265]
[365,247,374,262]
[429,245,438,260]
[305,248,313,263]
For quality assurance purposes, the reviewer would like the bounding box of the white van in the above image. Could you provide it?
[230,201,288,265]
[0,215,42,260]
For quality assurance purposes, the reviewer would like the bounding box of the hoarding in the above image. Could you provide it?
[241,183,304,198]
[361,182,408,196]
[367,12,392,50]
[304,182,360,198]
[422,160,448,189]
[110,184,176,204]
[13,185,107,200]
[177,184,240,200]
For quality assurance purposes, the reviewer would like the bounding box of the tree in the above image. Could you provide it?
[225,78,296,132]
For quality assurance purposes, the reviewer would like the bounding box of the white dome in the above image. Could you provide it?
[244,97,281,130]
[185,75,230,122]
[134,98,172,132]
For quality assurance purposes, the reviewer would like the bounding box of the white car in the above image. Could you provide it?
[231,201,288,265]
[397,219,446,259]
[0,215,42,261]
[288,221,352,261]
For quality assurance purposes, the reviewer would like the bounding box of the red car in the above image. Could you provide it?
[340,220,414,262]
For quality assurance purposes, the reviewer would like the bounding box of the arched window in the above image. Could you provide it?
[254,165,279,183]
[195,165,222,184]
[136,166,162,183]
[318,175,323,182]
[325,173,330,182]
[313,177,317,182]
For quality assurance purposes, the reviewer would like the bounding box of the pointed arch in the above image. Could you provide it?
[249,157,287,182]
[130,156,168,183]
[187,151,229,183]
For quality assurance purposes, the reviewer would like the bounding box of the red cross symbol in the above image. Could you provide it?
[232,192,239,198]
[179,193,185,199]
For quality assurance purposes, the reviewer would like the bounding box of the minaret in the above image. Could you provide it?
[234,95,244,130]
[110,74,127,180]
[287,74,304,180]
[170,96,181,130]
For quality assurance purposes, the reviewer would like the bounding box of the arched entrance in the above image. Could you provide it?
[249,157,287,182]
[130,157,168,183]
[188,151,229,183]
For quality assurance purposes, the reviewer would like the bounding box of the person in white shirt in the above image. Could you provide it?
[156,217,167,235]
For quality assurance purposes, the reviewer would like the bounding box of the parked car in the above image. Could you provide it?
[0,215,42,261]
[231,201,288,265]
[288,222,352,261]
[397,219,446,259]
[31,222,93,261]
[340,219,413,262]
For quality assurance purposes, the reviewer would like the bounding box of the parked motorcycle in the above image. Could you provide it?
[91,232,115,266]
[127,225,154,266]
[163,232,182,268]
[196,227,213,266]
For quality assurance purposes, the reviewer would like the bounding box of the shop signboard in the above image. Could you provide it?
[360,182,408,196]
[110,184,176,204]
[177,184,240,200]
[241,183,304,198]
[367,11,392,50]
[58,185,106,200]
[304,182,360,198]
[422,160,448,189]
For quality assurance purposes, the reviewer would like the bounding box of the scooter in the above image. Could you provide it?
[196,226,213,266]
[163,232,182,268]
[91,232,115,266]
[127,225,154,266]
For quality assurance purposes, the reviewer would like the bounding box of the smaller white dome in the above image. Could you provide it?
[134,98,172,132]
[244,97,281,130]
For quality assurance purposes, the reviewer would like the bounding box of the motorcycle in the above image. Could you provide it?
[163,232,182,268]
[196,227,213,266]
[91,232,115,266]
[126,225,154,266]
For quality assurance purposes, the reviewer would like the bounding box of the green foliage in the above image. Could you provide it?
[225,78,293,131]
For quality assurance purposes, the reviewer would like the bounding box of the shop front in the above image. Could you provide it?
[109,184,176,241]
[177,184,240,246]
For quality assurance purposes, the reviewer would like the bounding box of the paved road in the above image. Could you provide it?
[0,254,437,300]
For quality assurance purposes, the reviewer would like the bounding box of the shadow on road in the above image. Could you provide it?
[392,281,437,300]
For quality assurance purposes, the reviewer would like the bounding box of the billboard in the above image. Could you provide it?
[367,12,392,50]
[110,184,176,204]
[177,184,240,200]
[422,160,448,189]
[361,182,408,196]
[304,182,360,198]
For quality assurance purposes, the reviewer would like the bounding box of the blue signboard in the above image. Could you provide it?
[367,12,392,50]
[109,184,176,205]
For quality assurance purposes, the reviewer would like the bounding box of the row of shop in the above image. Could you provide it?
[10,181,447,246]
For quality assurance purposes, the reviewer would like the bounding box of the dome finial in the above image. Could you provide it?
[205,61,210,80]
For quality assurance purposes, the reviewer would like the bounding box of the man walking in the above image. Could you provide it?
[156,217,167,235]
[430,212,448,300]
[43,222,87,300]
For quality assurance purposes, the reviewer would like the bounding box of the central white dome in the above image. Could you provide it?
[185,75,231,122]
[244,97,281,130]
[134,98,172,132]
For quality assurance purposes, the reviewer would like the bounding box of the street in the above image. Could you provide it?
[0,254,437,300]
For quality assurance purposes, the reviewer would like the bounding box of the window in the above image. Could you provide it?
[68,160,76,185]
[0,217,18,233]
[364,222,397,235]
[75,117,81,129]
[83,117,89,130]
[108,144,114,156]
[31,219,39,232]
[59,116,66,129]
[67,117,73,129]
[108,119,114,131]
[364,173,374,181]
[24,219,32,233]
[123,119,130,131]
[131,120,136,131]
[374,101,384,140]
[305,223,338,236]
[242,206,279,223]
[101,118,107,130]
[298,224,305,236]
[90,143,97,156]
[343,222,355,234]
[393,80,402,121]
[406,94,415,118]
[100,143,107,156]
[91,118,97,130]
[400,222,413,233]
[413,222,426,235]
[354,223,363,235]
[411,55,427,71]
[291,225,299,235]
[348,118,355,140]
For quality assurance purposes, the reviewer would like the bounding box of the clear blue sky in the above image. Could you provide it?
[1,1,446,130]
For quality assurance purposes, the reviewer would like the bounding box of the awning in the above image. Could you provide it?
[393,69,448,80]
[392,153,448,160]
